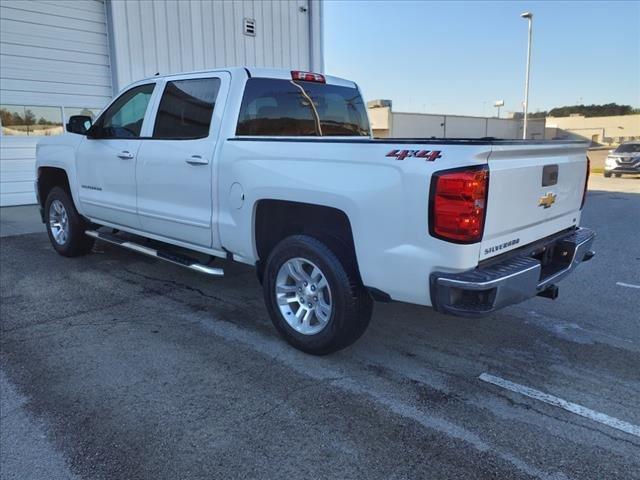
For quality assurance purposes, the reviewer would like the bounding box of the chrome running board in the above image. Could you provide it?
[85,230,224,276]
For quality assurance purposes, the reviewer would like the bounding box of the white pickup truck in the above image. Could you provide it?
[36,67,595,354]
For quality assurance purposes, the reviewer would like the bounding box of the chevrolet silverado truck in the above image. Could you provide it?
[35,67,595,354]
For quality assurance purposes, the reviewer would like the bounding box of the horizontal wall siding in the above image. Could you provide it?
[0,0,112,206]
[109,0,311,90]
[0,137,36,206]
[0,0,112,108]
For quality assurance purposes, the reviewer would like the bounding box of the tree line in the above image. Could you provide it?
[529,103,639,118]
[0,108,60,127]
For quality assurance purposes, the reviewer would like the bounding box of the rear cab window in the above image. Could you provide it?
[236,78,370,136]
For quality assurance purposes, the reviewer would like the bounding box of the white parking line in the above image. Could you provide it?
[479,373,640,438]
[616,281,640,289]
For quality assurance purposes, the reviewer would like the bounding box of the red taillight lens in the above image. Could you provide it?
[581,157,590,209]
[291,70,326,83]
[429,166,489,243]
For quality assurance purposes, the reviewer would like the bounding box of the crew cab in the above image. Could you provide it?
[35,67,595,354]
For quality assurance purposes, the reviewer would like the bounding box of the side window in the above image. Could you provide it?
[94,84,155,139]
[153,78,221,139]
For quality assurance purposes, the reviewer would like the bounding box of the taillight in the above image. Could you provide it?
[429,166,489,244]
[581,157,590,209]
[291,70,326,83]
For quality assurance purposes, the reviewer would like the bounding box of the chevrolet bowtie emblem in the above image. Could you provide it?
[538,192,557,209]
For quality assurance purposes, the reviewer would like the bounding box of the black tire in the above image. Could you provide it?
[603,171,612,178]
[263,235,373,355]
[44,186,95,257]
[614,173,622,178]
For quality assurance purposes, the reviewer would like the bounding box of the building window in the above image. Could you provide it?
[153,78,221,139]
[0,105,63,136]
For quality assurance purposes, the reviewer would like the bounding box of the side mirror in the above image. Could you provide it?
[66,115,92,135]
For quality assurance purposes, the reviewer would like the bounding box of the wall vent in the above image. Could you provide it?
[243,18,256,36]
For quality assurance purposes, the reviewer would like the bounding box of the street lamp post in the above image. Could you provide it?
[521,11,533,139]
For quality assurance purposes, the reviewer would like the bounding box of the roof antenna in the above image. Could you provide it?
[154,72,159,76]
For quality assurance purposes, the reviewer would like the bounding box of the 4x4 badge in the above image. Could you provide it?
[386,149,442,161]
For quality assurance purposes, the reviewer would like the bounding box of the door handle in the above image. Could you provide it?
[117,151,134,160]
[185,155,208,165]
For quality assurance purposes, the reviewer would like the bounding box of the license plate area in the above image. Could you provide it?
[531,240,574,281]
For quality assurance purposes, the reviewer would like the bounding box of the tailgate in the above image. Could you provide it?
[480,142,589,261]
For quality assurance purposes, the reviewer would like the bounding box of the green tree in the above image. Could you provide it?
[11,111,24,125]
[0,108,15,126]
[24,109,36,124]
[548,103,634,117]
[23,109,36,134]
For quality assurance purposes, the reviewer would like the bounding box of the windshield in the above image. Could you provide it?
[615,143,640,153]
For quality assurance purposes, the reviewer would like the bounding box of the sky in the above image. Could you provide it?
[323,0,640,117]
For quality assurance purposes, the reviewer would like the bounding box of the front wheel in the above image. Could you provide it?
[603,171,612,178]
[263,235,373,355]
[45,186,94,257]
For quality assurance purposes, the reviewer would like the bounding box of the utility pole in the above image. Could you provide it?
[521,11,533,139]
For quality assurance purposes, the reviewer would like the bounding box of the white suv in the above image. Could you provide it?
[604,141,640,177]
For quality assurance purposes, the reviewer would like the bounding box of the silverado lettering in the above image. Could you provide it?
[484,238,521,256]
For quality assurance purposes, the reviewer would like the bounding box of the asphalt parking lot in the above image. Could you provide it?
[1,176,639,480]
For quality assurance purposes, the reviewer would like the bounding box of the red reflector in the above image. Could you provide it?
[291,70,326,83]
[581,157,590,209]
[429,166,489,243]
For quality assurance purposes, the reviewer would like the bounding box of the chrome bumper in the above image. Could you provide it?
[430,227,596,316]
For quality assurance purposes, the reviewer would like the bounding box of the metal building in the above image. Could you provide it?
[368,101,547,140]
[0,0,324,206]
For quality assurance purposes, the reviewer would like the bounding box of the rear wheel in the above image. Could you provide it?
[45,186,94,257]
[263,235,373,355]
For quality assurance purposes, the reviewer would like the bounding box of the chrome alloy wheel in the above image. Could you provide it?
[49,199,70,245]
[275,257,332,335]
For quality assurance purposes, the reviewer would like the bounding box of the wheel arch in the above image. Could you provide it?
[37,167,72,212]
[253,199,360,283]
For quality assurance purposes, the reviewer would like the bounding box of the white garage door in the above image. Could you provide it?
[0,0,113,206]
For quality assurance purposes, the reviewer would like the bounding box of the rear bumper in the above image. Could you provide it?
[430,227,595,316]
